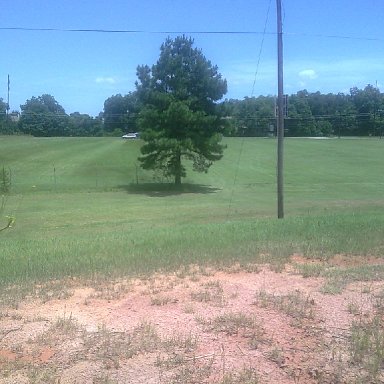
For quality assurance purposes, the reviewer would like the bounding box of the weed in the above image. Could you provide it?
[199,266,215,276]
[256,290,269,308]
[132,320,161,351]
[83,321,160,367]
[88,279,132,300]
[228,288,239,300]
[0,284,33,309]
[268,345,285,367]
[255,290,315,324]
[243,263,261,274]
[269,260,286,273]
[83,326,125,367]
[0,360,28,379]
[247,329,265,350]
[162,331,199,353]
[361,282,374,294]
[320,278,345,295]
[150,294,175,306]
[198,312,264,339]
[36,312,81,346]
[166,358,215,384]
[189,272,201,282]
[321,264,384,295]
[349,315,384,381]
[191,280,227,307]
[293,262,325,278]
[175,267,187,279]
[93,374,118,384]
[25,365,59,384]
[222,262,261,274]
[36,280,73,303]
[53,312,79,334]
[219,367,259,384]
[374,289,384,316]
[222,263,243,274]
[347,300,361,315]
[183,303,196,314]
[156,352,187,369]
[141,276,176,296]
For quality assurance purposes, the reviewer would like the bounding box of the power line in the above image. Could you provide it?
[1,26,383,42]
[0,27,272,35]
[285,31,384,42]
[251,0,273,97]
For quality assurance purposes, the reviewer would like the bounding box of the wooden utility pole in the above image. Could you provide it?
[276,0,284,219]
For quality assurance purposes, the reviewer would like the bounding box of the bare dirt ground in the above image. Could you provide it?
[1,255,384,383]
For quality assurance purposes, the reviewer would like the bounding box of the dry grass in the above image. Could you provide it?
[1,262,384,383]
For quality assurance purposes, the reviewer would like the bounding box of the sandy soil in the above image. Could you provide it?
[1,255,383,383]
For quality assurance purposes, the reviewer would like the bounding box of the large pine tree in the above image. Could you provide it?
[136,36,227,186]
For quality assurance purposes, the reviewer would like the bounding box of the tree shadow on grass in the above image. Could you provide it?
[119,183,221,197]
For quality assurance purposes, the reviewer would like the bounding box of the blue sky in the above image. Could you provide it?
[1,0,383,116]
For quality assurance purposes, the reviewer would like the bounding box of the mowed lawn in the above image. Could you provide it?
[1,136,384,286]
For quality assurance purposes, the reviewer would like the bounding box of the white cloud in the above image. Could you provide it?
[95,76,116,84]
[298,69,318,80]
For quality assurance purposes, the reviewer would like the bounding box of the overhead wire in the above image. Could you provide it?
[285,31,384,42]
[227,0,273,220]
[0,27,383,42]
[0,27,274,35]
[251,0,273,97]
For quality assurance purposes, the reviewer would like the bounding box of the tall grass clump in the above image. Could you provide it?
[0,166,11,195]
[349,292,384,382]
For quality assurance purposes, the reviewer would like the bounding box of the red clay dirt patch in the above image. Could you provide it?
[0,349,17,362]
[1,262,383,383]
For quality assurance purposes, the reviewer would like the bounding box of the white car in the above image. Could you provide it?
[122,132,139,139]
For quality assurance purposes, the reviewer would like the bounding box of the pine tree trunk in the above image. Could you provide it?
[174,150,182,187]
[175,173,181,186]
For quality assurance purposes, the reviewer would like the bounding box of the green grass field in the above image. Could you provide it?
[1,136,384,287]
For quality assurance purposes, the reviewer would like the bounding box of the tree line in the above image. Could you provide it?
[102,84,384,138]
[0,95,103,137]
[1,84,383,138]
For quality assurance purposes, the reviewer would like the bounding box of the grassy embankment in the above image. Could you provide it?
[1,136,384,287]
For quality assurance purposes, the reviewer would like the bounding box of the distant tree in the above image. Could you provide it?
[0,99,18,134]
[69,112,103,136]
[19,94,69,136]
[0,99,7,134]
[315,120,333,136]
[136,36,227,186]
[217,85,384,137]
[285,91,317,136]
[103,92,140,136]
[0,98,7,121]
[221,97,275,136]
[350,85,383,135]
